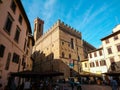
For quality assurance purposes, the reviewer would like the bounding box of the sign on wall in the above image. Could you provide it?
[69,59,74,68]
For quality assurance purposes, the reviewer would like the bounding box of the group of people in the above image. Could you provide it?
[4,77,55,90]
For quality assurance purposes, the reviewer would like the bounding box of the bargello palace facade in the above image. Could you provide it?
[32,17,95,79]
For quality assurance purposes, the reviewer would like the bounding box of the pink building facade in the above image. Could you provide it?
[0,0,32,89]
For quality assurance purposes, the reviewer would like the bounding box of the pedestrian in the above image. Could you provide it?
[23,78,31,90]
[110,77,118,90]
[70,81,74,90]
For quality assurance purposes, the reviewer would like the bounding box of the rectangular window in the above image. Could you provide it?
[14,27,20,43]
[100,61,102,66]
[114,35,118,40]
[5,53,11,70]
[12,53,19,64]
[24,39,27,51]
[89,53,92,58]
[61,41,64,45]
[103,60,106,65]
[105,39,109,44]
[100,60,106,66]
[107,47,112,54]
[90,63,92,67]
[34,23,37,31]
[93,62,95,67]
[10,1,16,13]
[0,44,5,57]
[4,13,13,34]
[99,50,102,56]
[38,24,41,32]
[117,44,120,52]
[18,15,22,24]
[85,63,87,67]
[71,38,74,49]
[96,61,99,67]
[90,62,95,67]
[94,52,97,57]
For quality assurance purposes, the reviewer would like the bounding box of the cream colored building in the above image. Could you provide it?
[101,25,120,73]
[81,59,90,73]
[0,0,33,88]
[33,17,96,79]
[88,48,108,74]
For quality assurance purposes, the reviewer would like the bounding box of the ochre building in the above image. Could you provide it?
[0,0,34,88]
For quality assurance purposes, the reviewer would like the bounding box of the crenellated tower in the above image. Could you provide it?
[34,17,44,41]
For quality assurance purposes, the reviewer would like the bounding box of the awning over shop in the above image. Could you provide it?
[79,71,102,77]
[10,70,64,78]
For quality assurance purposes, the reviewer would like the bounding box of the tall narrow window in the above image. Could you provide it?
[99,50,102,56]
[5,53,11,70]
[24,39,27,51]
[0,44,5,57]
[94,52,97,57]
[12,53,19,64]
[71,38,74,49]
[38,24,41,32]
[18,15,22,24]
[34,23,37,31]
[10,1,16,13]
[78,56,80,61]
[96,61,99,67]
[117,44,120,52]
[14,27,20,43]
[85,63,87,67]
[69,54,71,59]
[62,52,64,58]
[103,60,106,65]
[89,53,92,58]
[4,13,13,34]
[107,47,112,54]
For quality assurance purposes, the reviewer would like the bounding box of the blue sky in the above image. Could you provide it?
[21,0,120,48]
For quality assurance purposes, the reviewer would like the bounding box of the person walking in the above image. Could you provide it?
[23,79,31,90]
[110,77,118,90]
